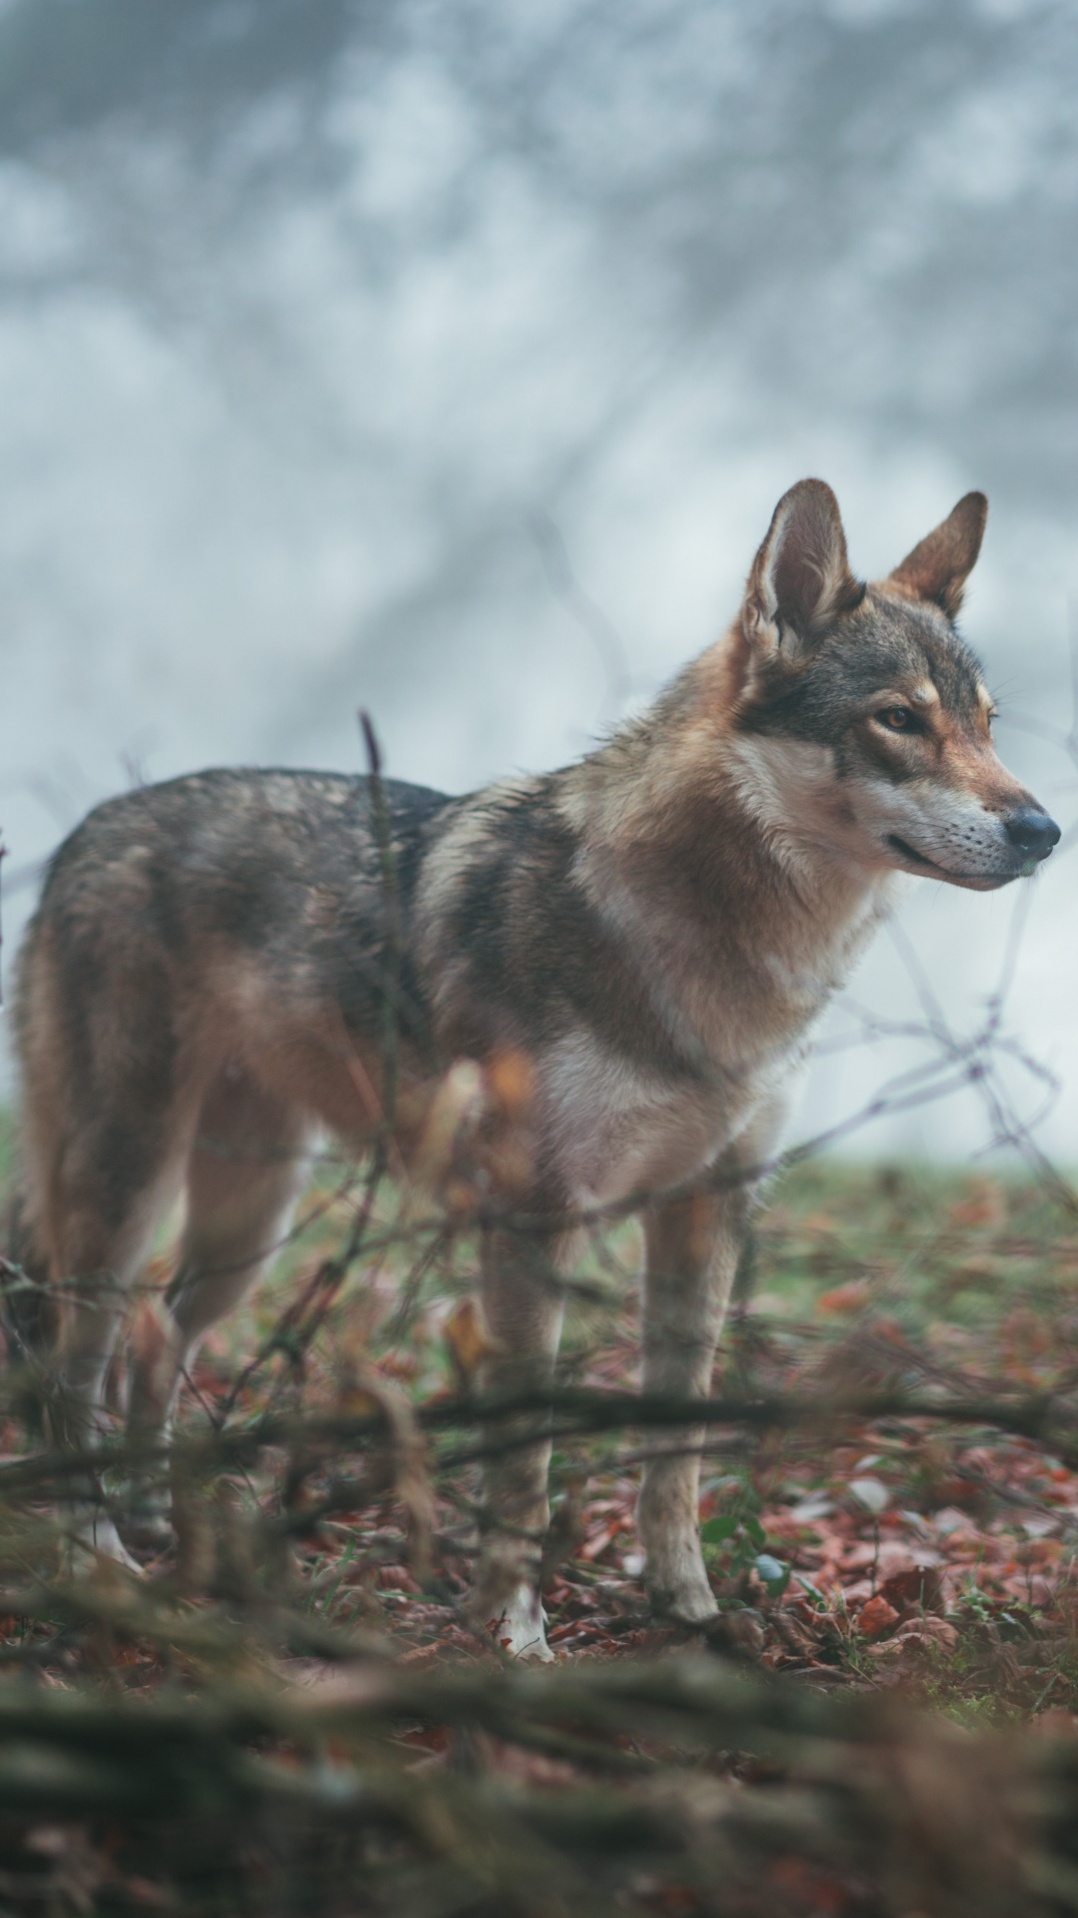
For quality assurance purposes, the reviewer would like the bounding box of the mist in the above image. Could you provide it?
[1,0,1075,1160]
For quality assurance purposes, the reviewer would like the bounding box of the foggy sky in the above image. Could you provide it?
[0,0,1075,1162]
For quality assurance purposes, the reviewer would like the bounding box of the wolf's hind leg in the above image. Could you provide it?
[473,1224,567,1661]
[30,1125,187,1569]
[637,1184,746,1624]
[125,1071,311,1535]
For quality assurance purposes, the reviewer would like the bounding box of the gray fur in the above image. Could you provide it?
[8,481,1058,1651]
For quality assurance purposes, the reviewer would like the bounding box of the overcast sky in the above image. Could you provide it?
[0,0,1075,1162]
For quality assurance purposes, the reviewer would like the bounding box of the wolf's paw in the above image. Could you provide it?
[65,1513,144,1578]
[649,1582,719,1626]
[645,1545,718,1626]
[480,1581,553,1661]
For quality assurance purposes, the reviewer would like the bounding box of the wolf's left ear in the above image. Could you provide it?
[743,479,861,660]
[886,492,987,620]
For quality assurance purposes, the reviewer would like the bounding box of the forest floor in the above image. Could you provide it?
[3,1148,1078,1913]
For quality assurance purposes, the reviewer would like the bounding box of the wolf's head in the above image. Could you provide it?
[726,479,1059,890]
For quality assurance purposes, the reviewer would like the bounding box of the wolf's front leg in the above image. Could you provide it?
[638,1185,745,1623]
[473,1225,566,1661]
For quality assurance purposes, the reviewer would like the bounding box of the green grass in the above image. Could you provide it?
[4,1139,1078,1910]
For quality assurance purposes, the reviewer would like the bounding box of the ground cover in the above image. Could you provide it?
[2,1155,1078,1912]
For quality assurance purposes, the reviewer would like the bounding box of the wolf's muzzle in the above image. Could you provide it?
[1004,807,1061,863]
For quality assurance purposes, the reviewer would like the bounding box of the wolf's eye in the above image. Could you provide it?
[877,705,915,732]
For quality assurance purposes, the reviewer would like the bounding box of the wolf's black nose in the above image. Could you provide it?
[1004,808,1061,860]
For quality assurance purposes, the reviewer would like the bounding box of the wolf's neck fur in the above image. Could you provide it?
[558,637,893,1068]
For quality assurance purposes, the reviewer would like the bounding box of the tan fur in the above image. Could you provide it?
[7,479,1058,1650]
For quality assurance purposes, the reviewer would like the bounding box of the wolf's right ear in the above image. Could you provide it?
[742,479,861,661]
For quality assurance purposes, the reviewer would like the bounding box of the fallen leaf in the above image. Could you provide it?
[816,1280,870,1315]
[443,1296,502,1389]
[870,1616,959,1662]
[849,1475,890,1515]
[948,1181,1006,1230]
[859,1595,900,1639]
[878,1566,946,1616]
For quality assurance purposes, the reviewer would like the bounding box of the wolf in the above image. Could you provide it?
[6,479,1059,1657]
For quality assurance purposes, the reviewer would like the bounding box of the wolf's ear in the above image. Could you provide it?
[886,492,987,619]
[743,479,861,660]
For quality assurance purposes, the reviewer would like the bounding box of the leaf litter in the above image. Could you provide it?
[3,1160,1078,1910]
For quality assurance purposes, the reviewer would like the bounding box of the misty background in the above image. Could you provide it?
[0,0,1075,1162]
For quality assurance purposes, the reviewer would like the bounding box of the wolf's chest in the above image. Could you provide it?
[535,891,885,1205]
[536,1023,807,1207]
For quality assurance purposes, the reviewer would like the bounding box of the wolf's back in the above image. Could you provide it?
[33,767,454,932]
[21,766,453,988]
[11,768,460,1173]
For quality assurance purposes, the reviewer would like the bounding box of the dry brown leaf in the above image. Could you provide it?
[859,1595,900,1639]
[816,1280,870,1315]
[878,1565,946,1617]
[443,1296,503,1391]
[948,1180,1007,1231]
[409,1060,486,1198]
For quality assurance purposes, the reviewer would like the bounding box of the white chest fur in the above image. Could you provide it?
[545,841,892,1207]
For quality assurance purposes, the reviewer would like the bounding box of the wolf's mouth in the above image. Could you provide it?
[885,834,944,875]
[884,832,1015,890]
